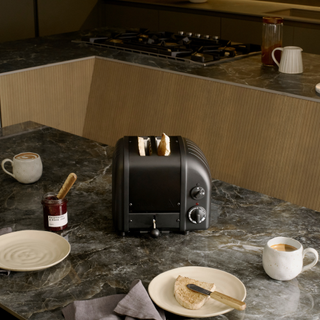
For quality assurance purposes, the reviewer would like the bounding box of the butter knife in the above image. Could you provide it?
[187,284,246,311]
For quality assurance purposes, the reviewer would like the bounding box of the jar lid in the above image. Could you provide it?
[263,17,283,24]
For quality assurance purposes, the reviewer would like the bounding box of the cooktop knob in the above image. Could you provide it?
[190,186,205,200]
[178,31,184,36]
[195,33,201,38]
[188,206,206,224]
[185,32,193,37]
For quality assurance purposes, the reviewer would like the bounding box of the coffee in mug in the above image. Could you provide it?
[270,243,297,252]
[263,236,319,281]
[1,152,43,184]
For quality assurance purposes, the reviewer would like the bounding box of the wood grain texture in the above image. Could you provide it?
[1,56,320,211]
[83,57,320,211]
[210,291,246,311]
[0,58,95,136]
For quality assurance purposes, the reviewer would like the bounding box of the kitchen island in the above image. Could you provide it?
[0,27,319,101]
[2,26,320,215]
[0,121,320,320]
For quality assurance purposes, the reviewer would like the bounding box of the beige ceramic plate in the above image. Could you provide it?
[0,230,70,271]
[148,266,246,318]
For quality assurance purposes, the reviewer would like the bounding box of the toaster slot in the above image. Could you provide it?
[155,137,161,149]
[138,137,152,156]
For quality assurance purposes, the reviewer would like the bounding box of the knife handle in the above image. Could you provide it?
[210,291,246,311]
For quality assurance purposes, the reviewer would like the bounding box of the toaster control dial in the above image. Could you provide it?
[188,206,206,224]
[190,186,205,200]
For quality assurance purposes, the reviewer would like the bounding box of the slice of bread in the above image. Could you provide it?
[157,133,170,156]
[174,275,215,310]
[138,137,145,156]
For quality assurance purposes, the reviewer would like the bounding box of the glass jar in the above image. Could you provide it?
[261,17,283,66]
[42,192,68,232]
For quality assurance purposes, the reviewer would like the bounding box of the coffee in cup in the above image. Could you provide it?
[270,243,297,252]
[1,152,43,184]
[263,236,319,281]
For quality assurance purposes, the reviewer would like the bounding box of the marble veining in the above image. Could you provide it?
[0,28,320,102]
[0,122,320,320]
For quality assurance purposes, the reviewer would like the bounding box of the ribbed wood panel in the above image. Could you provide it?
[84,58,320,211]
[1,56,320,210]
[0,58,95,136]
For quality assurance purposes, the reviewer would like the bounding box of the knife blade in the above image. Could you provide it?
[187,284,246,311]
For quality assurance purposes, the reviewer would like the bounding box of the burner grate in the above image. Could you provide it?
[73,30,261,67]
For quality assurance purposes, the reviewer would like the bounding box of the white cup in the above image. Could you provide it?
[263,236,319,281]
[1,152,43,184]
[272,46,303,74]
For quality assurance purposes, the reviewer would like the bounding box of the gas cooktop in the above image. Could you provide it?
[74,29,261,67]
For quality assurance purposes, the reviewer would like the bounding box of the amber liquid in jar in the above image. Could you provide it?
[261,17,283,66]
[42,192,68,232]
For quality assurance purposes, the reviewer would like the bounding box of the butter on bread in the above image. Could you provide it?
[157,133,170,156]
[138,137,145,156]
[174,275,215,310]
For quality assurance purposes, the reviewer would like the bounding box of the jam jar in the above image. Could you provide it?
[42,192,68,232]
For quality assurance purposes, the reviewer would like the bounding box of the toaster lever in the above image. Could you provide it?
[150,218,160,238]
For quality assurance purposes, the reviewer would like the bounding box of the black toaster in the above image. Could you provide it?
[112,136,211,236]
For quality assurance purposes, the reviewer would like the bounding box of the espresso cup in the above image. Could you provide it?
[271,46,303,74]
[1,152,43,184]
[263,236,319,281]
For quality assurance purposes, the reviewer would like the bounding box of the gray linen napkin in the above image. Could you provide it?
[0,227,12,276]
[62,279,165,320]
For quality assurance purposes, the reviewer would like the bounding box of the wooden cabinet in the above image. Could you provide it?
[0,0,34,43]
[0,0,105,43]
[0,58,94,136]
[293,24,320,53]
[105,3,159,30]
[37,0,103,36]
[2,56,320,211]
[159,10,220,35]
[221,17,261,44]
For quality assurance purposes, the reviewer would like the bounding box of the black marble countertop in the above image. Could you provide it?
[1,28,320,103]
[0,121,320,320]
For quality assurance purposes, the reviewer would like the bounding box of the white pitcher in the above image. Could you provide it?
[272,46,303,74]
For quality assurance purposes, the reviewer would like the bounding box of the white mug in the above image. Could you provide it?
[2,152,43,184]
[272,46,303,74]
[263,236,319,281]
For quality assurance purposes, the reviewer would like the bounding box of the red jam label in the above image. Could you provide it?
[48,212,68,227]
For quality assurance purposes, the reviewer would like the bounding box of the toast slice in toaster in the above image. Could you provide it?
[138,137,152,156]
[157,133,171,156]
[138,137,146,156]
[174,275,215,310]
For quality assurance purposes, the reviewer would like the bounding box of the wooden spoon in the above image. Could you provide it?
[57,173,77,199]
